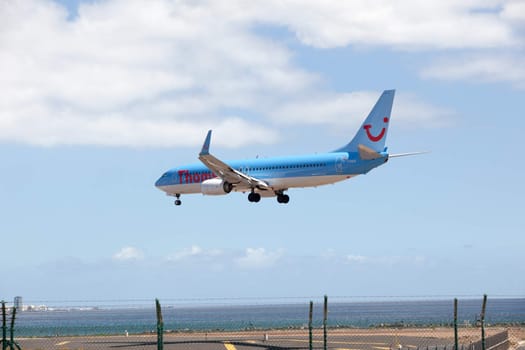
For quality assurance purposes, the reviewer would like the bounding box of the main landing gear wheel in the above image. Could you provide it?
[174,194,182,206]
[277,194,290,204]
[248,192,261,203]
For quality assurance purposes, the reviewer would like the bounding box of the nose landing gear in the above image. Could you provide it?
[174,194,182,206]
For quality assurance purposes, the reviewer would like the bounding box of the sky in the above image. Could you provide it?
[1,0,524,305]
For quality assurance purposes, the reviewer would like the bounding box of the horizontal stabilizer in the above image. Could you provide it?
[389,151,430,158]
[358,144,382,160]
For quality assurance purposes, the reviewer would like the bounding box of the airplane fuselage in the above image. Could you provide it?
[155,89,408,205]
[155,151,388,196]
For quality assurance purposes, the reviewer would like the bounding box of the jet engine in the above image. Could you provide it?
[201,178,233,195]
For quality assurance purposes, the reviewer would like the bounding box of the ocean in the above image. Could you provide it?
[13,298,525,337]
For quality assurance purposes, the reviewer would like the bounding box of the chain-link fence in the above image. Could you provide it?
[2,297,524,350]
[13,327,525,350]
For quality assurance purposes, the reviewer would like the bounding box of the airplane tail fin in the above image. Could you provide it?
[334,89,395,154]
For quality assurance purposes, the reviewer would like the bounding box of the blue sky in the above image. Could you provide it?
[1,0,524,304]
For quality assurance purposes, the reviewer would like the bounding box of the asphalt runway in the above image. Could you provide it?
[17,328,473,350]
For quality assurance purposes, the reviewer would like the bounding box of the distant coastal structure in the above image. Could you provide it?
[14,296,23,310]
[11,297,49,312]
[10,296,49,312]
[23,305,49,312]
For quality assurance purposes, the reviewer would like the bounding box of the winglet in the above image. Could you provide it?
[199,130,212,156]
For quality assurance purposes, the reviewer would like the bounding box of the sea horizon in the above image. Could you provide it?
[12,297,525,337]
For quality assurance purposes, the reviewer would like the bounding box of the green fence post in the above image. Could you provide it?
[454,298,458,350]
[480,295,487,350]
[9,307,15,350]
[323,295,328,350]
[156,299,164,350]
[308,301,313,350]
[9,308,20,350]
[2,301,6,350]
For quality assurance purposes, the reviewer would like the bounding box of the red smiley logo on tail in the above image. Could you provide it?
[364,117,389,142]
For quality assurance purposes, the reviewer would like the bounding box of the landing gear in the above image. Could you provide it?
[174,194,182,206]
[248,192,261,203]
[277,193,290,204]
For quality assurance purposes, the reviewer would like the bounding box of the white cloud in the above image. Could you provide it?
[271,92,377,127]
[346,253,426,266]
[235,248,283,269]
[167,245,223,262]
[421,54,525,89]
[113,246,144,261]
[347,254,368,263]
[393,93,455,127]
[245,0,518,49]
[166,246,284,270]
[168,245,203,261]
[501,0,525,22]
[271,91,453,128]
[1,0,519,148]
[0,111,278,148]
[0,0,312,147]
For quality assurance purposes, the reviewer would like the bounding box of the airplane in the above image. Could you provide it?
[155,89,424,205]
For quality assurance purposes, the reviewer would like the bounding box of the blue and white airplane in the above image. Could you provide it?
[155,89,422,205]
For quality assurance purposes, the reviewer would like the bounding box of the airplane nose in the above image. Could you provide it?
[155,172,171,192]
[155,171,172,193]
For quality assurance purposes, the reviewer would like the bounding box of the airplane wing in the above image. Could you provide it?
[198,130,271,191]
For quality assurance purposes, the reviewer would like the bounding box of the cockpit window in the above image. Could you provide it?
[161,172,169,178]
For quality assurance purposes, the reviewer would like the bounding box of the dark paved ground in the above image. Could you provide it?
[16,327,517,350]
